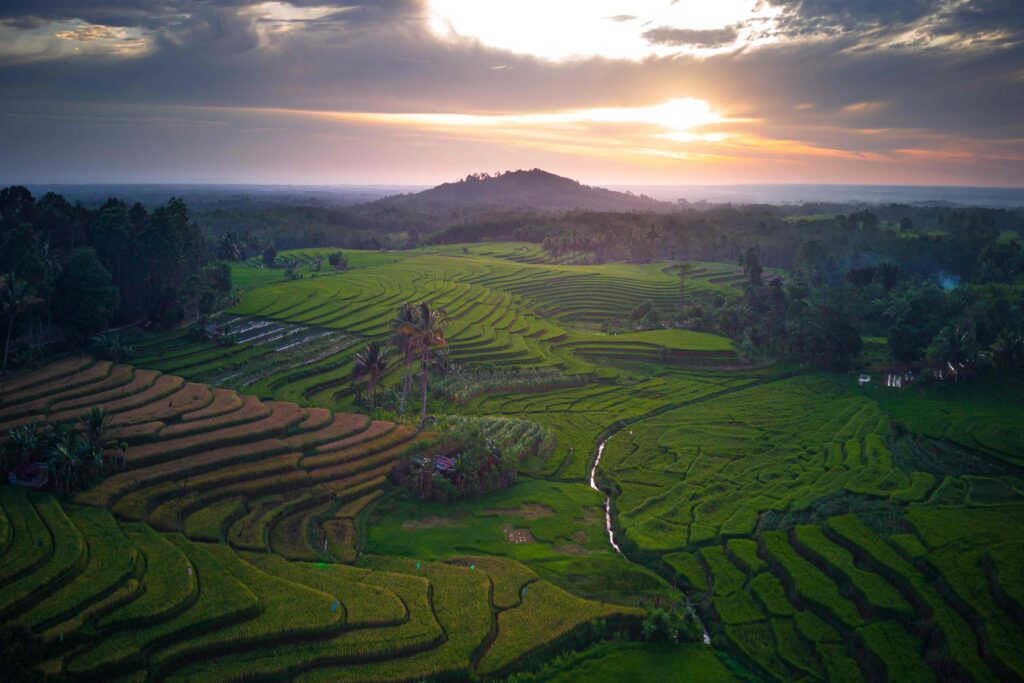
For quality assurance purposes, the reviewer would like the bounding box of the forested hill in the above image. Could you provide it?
[368,169,670,212]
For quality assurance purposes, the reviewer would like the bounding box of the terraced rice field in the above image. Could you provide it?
[4,244,1023,681]
[601,372,1024,681]
[0,359,641,680]
[125,248,744,416]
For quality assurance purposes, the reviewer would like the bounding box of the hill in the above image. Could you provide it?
[367,169,669,212]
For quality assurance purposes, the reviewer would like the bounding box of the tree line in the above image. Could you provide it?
[0,186,230,371]
[657,244,1024,373]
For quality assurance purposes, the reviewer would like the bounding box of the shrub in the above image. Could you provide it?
[641,608,679,643]
[397,417,551,501]
[328,252,348,270]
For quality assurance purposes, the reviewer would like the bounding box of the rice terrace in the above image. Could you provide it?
[3,228,1023,682]
[2,1,1024,680]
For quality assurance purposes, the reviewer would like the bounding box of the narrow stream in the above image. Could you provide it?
[588,440,622,555]
[590,437,712,645]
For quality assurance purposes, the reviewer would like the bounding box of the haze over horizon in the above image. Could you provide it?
[1,0,1022,187]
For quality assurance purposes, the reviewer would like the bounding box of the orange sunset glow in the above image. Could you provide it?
[0,1,1021,186]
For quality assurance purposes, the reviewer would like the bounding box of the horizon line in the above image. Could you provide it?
[11,180,1024,191]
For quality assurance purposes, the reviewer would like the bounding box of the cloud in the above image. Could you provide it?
[765,0,938,37]
[0,0,1020,186]
[642,26,739,48]
[841,101,886,113]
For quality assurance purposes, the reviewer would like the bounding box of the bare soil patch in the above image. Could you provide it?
[574,507,603,525]
[554,543,595,556]
[485,503,555,519]
[402,515,464,530]
[502,523,535,544]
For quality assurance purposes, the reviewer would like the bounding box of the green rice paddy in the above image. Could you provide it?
[3,243,1023,681]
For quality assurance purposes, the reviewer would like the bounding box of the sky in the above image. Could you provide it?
[0,0,1022,187]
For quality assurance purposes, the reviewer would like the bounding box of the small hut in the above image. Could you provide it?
[8,461,49,489]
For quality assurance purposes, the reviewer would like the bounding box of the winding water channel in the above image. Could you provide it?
[590,437,711,645]
[588,440,622,555]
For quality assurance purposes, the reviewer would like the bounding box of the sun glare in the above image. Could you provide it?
[268,98,733,143]
[426,0,779,61]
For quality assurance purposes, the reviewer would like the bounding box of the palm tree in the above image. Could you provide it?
[397,302,447,427]
[39,241,62,339]
[80,407,110,453]
[90,332,133,362]
[645,226,661,263]
[927,325,978,379]
[41,423,78,497]
[351,341,390,413]
[991,330,1024,370]
[1,273,42,374]
[883,292,913,324]
[217,231,242,262]
[876,262,900,291]
[393,303,417,415]
[678,261,692,312]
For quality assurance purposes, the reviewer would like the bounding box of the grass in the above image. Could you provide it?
[242,553,407,627]
[365,478,675,606]
[726,538,767,574]
[750,572,796,617]
[125,250,741,417]
[16,505,130,630]
[763,531,862,628]
[534,641,739,682]
[182,496,246,542]
[477,580,641,676]
[160,566,441,682]
[827,514,997,681]
[452,555,539,609]
[906,505,1024,679]
[0,495,86,618]
[3,245,1024,681]
[300,556,494,682]
[67,534,260,677]
[771,618,820,678]
[96,524,196,630]
[0,488,54,585]
[724,622,790,680]
[857,620,934,682]
[702,545,746,595]
[713,591,763,625]
[150,543,341,674]
[794,524,911,616]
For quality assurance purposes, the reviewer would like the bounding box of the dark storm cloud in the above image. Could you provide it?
[642,26,738,48]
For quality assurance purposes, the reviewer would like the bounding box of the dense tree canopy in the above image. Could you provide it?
[0,186,229,368]
[54,249,120,340]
